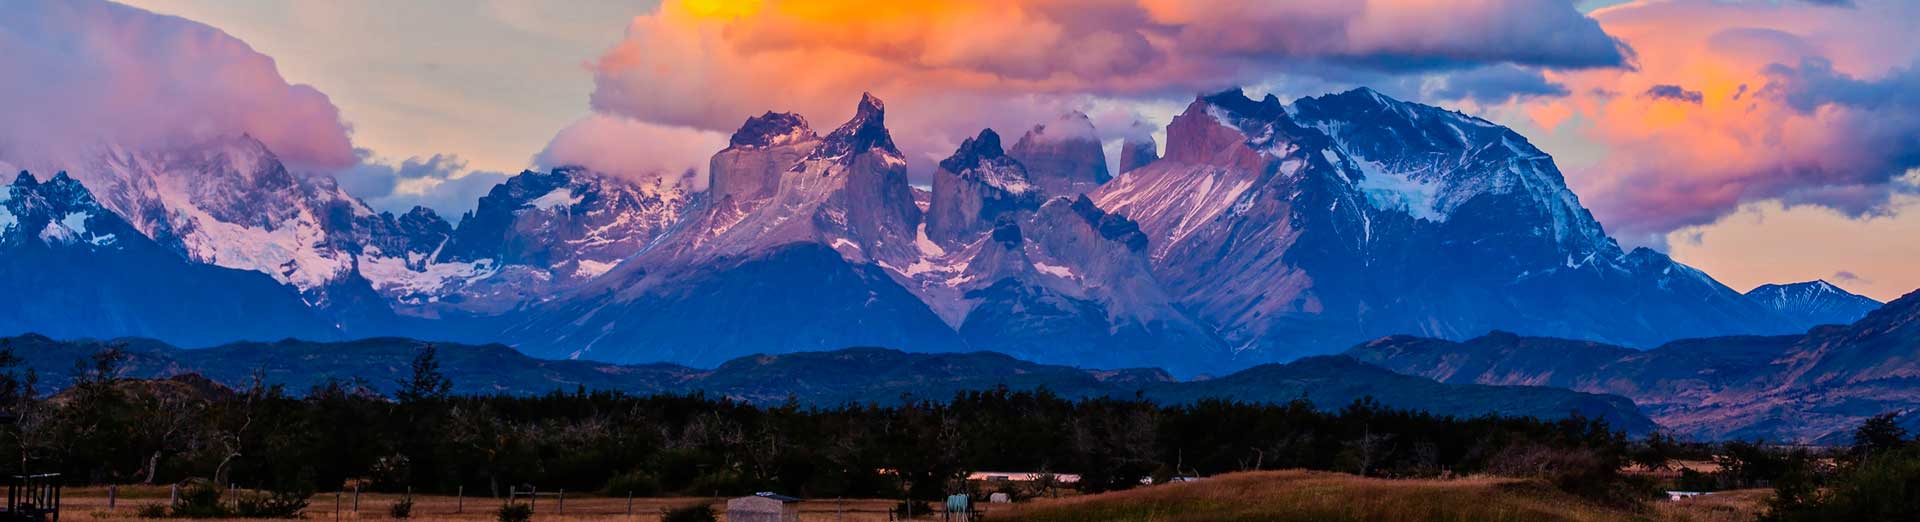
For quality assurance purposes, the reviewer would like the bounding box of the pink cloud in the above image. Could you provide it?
[0,0,355,171]
[535,115,729,191]
[1536,0,1920,240]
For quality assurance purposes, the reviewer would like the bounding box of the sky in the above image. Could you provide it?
[2,0,1916,301]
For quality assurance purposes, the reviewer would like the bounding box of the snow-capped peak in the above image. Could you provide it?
[728,111,818,150]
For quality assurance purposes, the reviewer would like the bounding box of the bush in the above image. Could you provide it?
[1766,446,1920,522]
[230,489,312,519]
[137,480,310,519]
[137,503,171,518]
[388,496,415,519]
[169,483,230,518]
[662,504,716,522]
[603,470,661,497]
[497,503,533,522]
[1487,443,1656,507]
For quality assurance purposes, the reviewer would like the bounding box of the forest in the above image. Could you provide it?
[0,343,1644,504]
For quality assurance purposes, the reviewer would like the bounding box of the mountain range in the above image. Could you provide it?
[0,87,1891,376]
[0,333,1654,434]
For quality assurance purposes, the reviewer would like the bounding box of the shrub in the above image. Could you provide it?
[497,503,533,522]
[603,470,661,497]
[1487,443,1656,507]
[136,503,171,518]
[661,504,716,522]
[389,497,415,519]
[1766,446,1920,522]
[230,489,311,519]
[169,483,229,518]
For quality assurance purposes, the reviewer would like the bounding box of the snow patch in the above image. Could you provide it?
[359,255,499,296]
[1351,159,1446,222]
[914,224,946,257]
[528,187,582,211]
[0,190,15,235]
[573,258,617,279]
[1033,262,1076,280]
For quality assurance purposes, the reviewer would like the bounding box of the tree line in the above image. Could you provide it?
[0,343,1641,503]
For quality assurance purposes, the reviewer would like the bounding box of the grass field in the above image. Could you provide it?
[56,471,1770,522]
[61,486,901,522]
[989,470,1770,522]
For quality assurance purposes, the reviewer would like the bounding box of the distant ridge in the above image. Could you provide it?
[0,333,1652,433]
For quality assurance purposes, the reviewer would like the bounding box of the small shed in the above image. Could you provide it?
[988,492,1011,504]
[727,492,802,522]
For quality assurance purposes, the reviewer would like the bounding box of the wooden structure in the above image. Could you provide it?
[942,494,974,522]
[726,492,801,522]
[2,474,59,522]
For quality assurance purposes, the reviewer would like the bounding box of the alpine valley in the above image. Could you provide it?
[4,88,1905,441]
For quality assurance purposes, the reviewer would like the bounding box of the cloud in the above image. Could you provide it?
[1529,0,1920,240]
[1642,84,1705,104]
[0,0,356,171]
[535,115,729,191]
[1429,64,1570,104]
[337,151,509,216]
[580,0,1627,180]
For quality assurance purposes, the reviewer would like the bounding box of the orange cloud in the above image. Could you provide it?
[579,0,1627,178]
[1537,0,1920,241]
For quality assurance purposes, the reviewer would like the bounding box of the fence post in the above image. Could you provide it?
[170,484,179,506]
[626,491,634,522]
[108,485,116,510]
[457,485,464,514]
[352,484,360,513]
[557,489,565,514]
[334,492,342,522]
[529,486,537,513]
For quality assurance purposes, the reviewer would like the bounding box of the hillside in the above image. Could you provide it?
[0,335,1649,429]
[992,470,1765,522]
[1347,289,1920,442]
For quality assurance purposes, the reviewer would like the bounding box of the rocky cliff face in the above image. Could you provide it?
[924,129,1040,245]
[1009,112,1111,197]
[1116,135,1159,175]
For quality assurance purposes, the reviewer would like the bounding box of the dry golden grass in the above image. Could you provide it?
[989,470,1772,522]
[56,474,1771,522]
[1649,489,1772,522]
[64,487,901,522]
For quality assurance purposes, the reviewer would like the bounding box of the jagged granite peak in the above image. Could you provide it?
[712,115,822,205]
[2,170,122,249]
[1116,135,1159,175]
[938,128,1011,174]
[926,129,1041,244]
[800,92,901,166]
[432,165,685,288]
[1746,280,1882,329]
[1009,111,1110,197]
[728,111,818,149]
